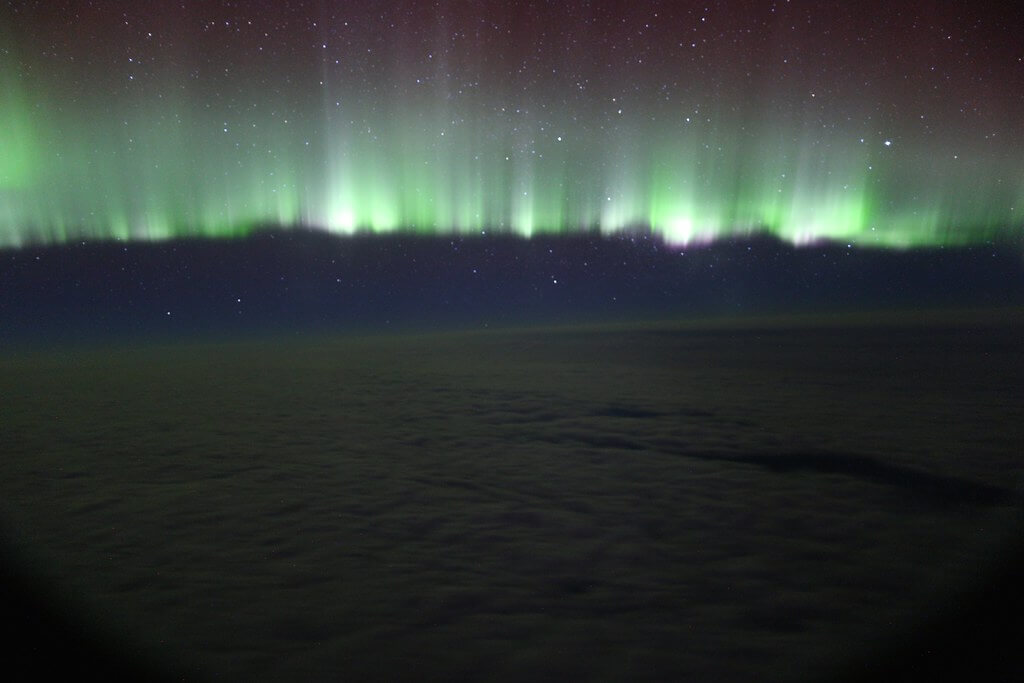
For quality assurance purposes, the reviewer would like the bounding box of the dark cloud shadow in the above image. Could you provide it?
[682,450,1020,508]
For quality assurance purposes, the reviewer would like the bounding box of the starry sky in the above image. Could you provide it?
[2,0,1023,249]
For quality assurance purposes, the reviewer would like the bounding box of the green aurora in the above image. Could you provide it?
[5,103,1019,250]
[2,5,1022,251]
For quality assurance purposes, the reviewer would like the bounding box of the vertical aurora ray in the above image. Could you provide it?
[1,2,1021,250]
[0,59,38,192]
[1,24,45,248]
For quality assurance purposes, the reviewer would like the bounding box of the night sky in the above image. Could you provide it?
[2,0,1023,248]
[3,232,1024,344]
[2,1,1024,342]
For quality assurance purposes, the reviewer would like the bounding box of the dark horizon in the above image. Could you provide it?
[4,228,1024,348]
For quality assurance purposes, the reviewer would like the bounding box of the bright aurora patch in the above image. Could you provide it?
[1,1,1022,249]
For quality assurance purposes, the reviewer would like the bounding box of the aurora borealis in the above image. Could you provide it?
[2,0,1022,249]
